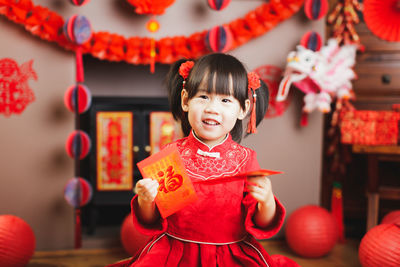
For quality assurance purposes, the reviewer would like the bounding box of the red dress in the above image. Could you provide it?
[110,132,298,267]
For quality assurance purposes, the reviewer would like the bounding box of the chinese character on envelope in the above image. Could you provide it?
[137,144,198,218]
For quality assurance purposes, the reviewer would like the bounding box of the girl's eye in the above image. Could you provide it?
[199,95,208,99]
[222,98,231,103]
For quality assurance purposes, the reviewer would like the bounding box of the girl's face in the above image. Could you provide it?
[181,75,250,147]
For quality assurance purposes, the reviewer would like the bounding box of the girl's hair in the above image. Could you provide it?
[166,53,269,143]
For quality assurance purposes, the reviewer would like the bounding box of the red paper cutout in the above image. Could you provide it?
[137,144,198,218]
[0,58,37,117]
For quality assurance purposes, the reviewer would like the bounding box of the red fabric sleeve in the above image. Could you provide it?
[243,194,286,239]
[130,195,168,236]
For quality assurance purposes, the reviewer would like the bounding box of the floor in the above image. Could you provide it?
[28,239,362,267]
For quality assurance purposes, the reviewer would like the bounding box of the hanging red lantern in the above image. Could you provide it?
[0,215,35,267]
[63,15,92,45]
[205,25,233,53]
[304,0,329,20]
[69,0,90,6]
[208,0,231,11]
[359,223,400,267]
[381,210,400,225]
[64,84,92,114]
[65,130,91,160]
[64,177,93,208]
[126,0,175,15]
[300,31,322,51]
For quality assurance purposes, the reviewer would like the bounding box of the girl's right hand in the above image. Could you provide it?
[135,178,159,203]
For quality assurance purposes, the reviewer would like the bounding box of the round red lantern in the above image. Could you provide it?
[381,210,400,225]
[64,177,93,208]
[285,205,338,258]
[70,0,90,6]
[120,214,151,256]
[0,215,36,267]
[64,84,92,114]
[300,31,322,52]
[208,0,231,11]
[63,15,92,45]
[304,0,328,20]
[205,25,233,53]
[65,130,91,160]
[359,223,400,267]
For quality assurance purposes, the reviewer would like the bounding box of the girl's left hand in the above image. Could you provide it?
[246,176,274,204]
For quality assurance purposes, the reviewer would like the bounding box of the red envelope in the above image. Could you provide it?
[137,144,198,218]
[195,169,283,185]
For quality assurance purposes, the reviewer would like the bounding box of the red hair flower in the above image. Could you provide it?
[179,61,194,80]
[248,72,261,92]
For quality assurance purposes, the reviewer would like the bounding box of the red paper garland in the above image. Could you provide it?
[0,0,305,65]
[126,0,175,15]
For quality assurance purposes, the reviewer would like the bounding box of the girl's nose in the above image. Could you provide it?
[204,98,219,114]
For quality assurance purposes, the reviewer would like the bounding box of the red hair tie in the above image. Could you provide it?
[247,72,261,134]
[179,61,194,88]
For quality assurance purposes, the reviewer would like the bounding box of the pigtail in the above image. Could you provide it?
[165,58,192,137]
[255,79,269,127]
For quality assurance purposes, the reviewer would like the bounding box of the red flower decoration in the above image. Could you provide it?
[247,72,261,92]
[126,0,175,15]
[179,61,194,80]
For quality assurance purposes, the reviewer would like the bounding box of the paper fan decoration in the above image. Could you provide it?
[363,0,400,42]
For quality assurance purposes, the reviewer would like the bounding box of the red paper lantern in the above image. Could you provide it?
[285,205,338,258]
[70,0,90,6]
[63,15,92,45]
[64,177,93,208]
[208,0,231,11]
[0,215,36,267]
[205,25,233,53]
[64,84,92,114]
[359,223,400,267]
[65,130,91,160]
[120,214,151,256]
[300,31,322,52]
[381,210,400,225]
[304,0,329,20]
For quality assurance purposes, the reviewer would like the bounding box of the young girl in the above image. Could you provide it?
[110,53,298,267]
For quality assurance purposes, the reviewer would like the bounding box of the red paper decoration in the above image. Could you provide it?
[359,223,400,267]
[285,205,338,258]
[63,15,92,45]
[205,25,233,53]
[300,31,322,51]
[381,210,400,225]
[0,0,305,65]
[126,0,175,15]
[64,177,93,208]
[65,130,91,160]
[0,58,37,117]
[70,0,90,6]
[304,0,328,20]
[120,214,151,256]
[208,0,231,11]
[0,215,36,267]
[64,84,92,114]
[363,0,400,42]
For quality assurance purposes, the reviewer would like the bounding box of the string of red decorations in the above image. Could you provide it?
[126,0,175,15]
[0,0,304,65]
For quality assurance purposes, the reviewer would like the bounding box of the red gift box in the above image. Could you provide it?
[340,110,400,145]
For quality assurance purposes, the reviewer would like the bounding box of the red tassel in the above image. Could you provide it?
[150,38,156,73]
[76,47,84,82]
[247,93,257,133]
[300,112,308,126]
[75,208,82,249]
[331,182,345,243]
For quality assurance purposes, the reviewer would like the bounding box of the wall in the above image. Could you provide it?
[0,0,324,250]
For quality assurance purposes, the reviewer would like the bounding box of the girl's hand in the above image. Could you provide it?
[246,176,276,228]
[246,176,274,204]
[135,178,160,224]
[135,178,159,203]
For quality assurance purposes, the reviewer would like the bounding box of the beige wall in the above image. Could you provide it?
[0,1,324,250]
